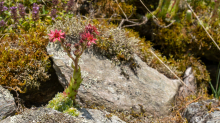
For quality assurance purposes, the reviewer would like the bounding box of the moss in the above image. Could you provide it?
[94,0,136,19]
[152,8,215,87]
[0,21,51,93]
[1,116,6,120]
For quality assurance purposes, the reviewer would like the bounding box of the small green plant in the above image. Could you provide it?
[209,62,220,99]
[47,92,79,117]
[48,24,99,104]
[47,24,99,115]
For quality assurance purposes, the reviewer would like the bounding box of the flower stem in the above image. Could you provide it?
[60,38,75,62]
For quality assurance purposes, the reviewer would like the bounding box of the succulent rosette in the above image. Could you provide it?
[48,29,66,42]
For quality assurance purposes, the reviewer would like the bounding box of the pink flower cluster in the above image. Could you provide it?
[80,24,99,47]
[85,24,100,36]
[48,24,99,57]
[80,32,97,47]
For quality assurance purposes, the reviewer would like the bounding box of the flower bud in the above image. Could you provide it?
[32,3,39,21]
[18,3,26,19]
[66,0,75,13]
[74,43,80,49]
[10,6,18,22]
[186,10,192,23]
[0,20,6,27]
[73,49,80,56]
[65,42,71,47]
[0,2,8,14]
[52,0,59,6]
[50,9,57,20]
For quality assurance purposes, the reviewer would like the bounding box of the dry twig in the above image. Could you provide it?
[176,96,202,113]
[153,18,176,28]
[208,108,220,113]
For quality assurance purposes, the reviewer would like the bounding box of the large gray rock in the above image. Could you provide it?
[46,41,181,116]
[183,99,220,123]
[0,107,125,123]
[0,85,16,120]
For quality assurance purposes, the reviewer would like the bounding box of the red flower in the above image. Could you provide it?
[80,31,97,47]
[85,24,99,35]
[85,32,97,47]
[48,29,65,42]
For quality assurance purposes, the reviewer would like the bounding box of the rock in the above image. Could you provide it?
[46,40,181,116]
[78,108,126,123]
[178,67,197,99]
[183,99,220,123]
[0,85,16,120]
[0,107,125,123]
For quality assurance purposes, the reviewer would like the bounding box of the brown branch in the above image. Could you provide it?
[108,13,122,24]
[153,18,176,28]
[122,16,148,28]
[208,108,220,113]
[118,19,125,28]
[60,39,75,62]
[176,96,202,113]
[126,19,139,24]
[115,0,128,20]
